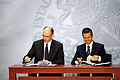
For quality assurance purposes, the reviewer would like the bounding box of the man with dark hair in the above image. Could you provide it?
[71,27,111,64]
[82,28,93,36]
[23,26,64,76]
[71,27,111,76]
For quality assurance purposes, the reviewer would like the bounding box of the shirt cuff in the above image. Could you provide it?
[98,56,101,62]
[75,61,79,65]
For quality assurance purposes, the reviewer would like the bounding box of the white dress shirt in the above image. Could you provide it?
[43,40,52,60]
[86,41,93,54]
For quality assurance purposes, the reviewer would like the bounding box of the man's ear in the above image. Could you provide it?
[52,34,54,38]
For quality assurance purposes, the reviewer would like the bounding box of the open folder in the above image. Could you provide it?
[24,61,57,66]
[81,61,111,66]
[24,63,57,66]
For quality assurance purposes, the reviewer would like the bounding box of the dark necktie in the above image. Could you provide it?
[87,46,90,55]
[45,44,48,59]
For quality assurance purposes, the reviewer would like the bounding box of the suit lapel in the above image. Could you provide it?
[40,40,44,59]
[91,41,96,55]
[83,43,86,54]
[83,43,87,58]
[48,40,56,59]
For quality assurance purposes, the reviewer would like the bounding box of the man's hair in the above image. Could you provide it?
[82,27,93,36]
[43,26,54,34]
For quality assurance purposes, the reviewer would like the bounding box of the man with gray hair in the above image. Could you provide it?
[23,26,64,76]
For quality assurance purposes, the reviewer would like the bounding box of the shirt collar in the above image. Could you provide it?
[86,41,93,53]
[44,40,52,46]
[86,41,93,47]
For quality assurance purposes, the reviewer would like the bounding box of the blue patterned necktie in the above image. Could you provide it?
[87,46,90,55]
[45,44,48,59]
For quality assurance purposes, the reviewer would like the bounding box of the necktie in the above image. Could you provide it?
[45,44,48,59]
[87,46,90,55]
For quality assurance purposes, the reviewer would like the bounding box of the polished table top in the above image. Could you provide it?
[9,64,120,69]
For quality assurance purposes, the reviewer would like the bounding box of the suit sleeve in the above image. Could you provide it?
[22,42,35,64]
[51,43,64,64]
[99,45,111,62]
[71,47,80,65]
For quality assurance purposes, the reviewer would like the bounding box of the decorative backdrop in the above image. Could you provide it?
[0,0,120,80]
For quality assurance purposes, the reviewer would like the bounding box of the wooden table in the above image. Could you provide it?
[9,64,120,80]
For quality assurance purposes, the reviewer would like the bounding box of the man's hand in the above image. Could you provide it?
[91,55,99,61]
[43,60,52,64]
[77,58,83,64]
[87,55,93,63]
[24,56,31,63]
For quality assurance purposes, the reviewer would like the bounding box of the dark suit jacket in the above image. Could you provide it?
[71,41,111,65]
[23,39,64,64]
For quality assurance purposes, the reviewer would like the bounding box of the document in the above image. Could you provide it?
[24,63,57,66]
[81,60,111,66]
[24,60,57,66]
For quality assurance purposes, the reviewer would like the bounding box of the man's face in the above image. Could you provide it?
[83,32,93,45]
[43,27,53,43]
